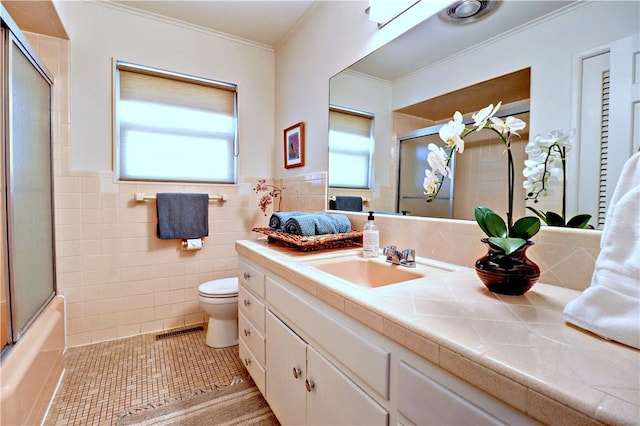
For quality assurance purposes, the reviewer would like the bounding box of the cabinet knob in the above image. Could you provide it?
[305,379,315,392]
[243,272,251,280]
[243,299,251,307]
[244,357,251,366]
[292,367,302,379]
[243,328,251,337]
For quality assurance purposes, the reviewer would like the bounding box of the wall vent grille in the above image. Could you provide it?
[156,326,204,340]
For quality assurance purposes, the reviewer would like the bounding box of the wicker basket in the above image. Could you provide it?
[251,227,363,251]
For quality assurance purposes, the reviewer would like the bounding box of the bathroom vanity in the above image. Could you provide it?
[236,239,639,426]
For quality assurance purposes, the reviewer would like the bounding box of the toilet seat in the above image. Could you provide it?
[198,277,238,298]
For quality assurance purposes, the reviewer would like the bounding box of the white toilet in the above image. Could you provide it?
[198,277,239,348]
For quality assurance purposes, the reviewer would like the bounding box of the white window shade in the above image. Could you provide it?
[329,108,374,189]
[116,62,237,183]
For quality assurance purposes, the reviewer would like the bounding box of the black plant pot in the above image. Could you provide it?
[474,238,540,296]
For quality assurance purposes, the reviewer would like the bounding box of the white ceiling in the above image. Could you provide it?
[110,0,575,81]
[349,1,574,81]
[110,0,318,48]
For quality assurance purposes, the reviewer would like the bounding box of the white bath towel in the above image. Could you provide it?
[563,152,640,349]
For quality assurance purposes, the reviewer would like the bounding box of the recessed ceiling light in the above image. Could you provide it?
[439,0,498,24]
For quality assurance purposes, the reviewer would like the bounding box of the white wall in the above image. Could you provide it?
[61,1,275,179]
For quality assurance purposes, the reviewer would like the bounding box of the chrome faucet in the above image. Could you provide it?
[383,245,416,268]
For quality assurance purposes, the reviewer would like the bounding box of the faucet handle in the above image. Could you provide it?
[383,245,397,256]
[402,249,415,261]
[401,249,415,267]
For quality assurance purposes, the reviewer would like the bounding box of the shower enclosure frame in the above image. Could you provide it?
[1,6,56,357]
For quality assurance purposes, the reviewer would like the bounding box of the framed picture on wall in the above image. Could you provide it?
[284,122,305,169]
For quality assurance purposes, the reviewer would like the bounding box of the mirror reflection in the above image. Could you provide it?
[328,0,639,228]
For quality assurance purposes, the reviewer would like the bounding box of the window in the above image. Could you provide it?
[115,62,237,183]
[328,106,374,189]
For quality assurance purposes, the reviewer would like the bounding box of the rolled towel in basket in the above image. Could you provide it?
[269,211,306,230]
[328,214,352,233]
[284,214,336,236]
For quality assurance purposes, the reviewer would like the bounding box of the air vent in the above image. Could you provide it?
[156,326,204,340]
[439,1,498,24]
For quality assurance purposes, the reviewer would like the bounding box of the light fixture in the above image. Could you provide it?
[438,0,498,24]
[367,0,419,26]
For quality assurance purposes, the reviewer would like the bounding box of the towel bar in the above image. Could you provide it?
[134,192,228,202]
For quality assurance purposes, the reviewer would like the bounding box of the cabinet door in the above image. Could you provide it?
[266,310,306,425]
[306,345,388,425]
[398,362,502,425]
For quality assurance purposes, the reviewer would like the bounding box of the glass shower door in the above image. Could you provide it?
[6,33,55,340]
[397,132,455,218]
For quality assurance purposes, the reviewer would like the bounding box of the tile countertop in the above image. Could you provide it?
[235,239,640,426]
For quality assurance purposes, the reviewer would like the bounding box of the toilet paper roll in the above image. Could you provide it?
[182,238,203,250]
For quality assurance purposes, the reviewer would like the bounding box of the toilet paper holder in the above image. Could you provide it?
[181,238,203,250]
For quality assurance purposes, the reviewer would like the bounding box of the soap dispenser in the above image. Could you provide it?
[363,211,379,258]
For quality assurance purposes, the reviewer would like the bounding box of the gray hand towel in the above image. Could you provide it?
[329,196,363,212]
[156,193,209,239]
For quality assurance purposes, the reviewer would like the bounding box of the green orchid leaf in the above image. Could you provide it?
[488,237,527,255]
[545,211,565,227]
[525,206,547,222]
[485,211,508,238]
[474,207,493,237]
[566,214,592,228]
[474,206,507,238]
[511,216,541,239]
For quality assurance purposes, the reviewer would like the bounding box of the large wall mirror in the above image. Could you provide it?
[328,0,639,229]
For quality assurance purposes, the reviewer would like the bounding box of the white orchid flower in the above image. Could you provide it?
[423,169,440,195]
[472,102,501,130]
[548,128,576,152]
[523,178,542,194]
[490,115,526,136]
[438,111,466,153]
[534,132,562,149]
[525,140,544,158]
[523,159,544,181]
[427,143,450,177]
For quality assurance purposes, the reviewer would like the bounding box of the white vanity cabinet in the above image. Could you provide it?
[237,260,266,395]
[266,309,388,425]
[237,252,536,426]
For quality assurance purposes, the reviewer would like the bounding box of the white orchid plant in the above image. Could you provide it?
[523,129,591,228]
[424,102,540,255]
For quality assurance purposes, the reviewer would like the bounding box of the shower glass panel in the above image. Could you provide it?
[7,33,55,340]
[398,133,455,218]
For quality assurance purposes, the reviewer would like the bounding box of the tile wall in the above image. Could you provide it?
[24,31,303,347]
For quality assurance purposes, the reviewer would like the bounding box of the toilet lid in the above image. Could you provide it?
[198,277,238,297]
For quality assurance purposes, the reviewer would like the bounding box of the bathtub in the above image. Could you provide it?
[1,296,65,425]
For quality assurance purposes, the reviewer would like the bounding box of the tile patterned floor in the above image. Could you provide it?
[45,326,250,426]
